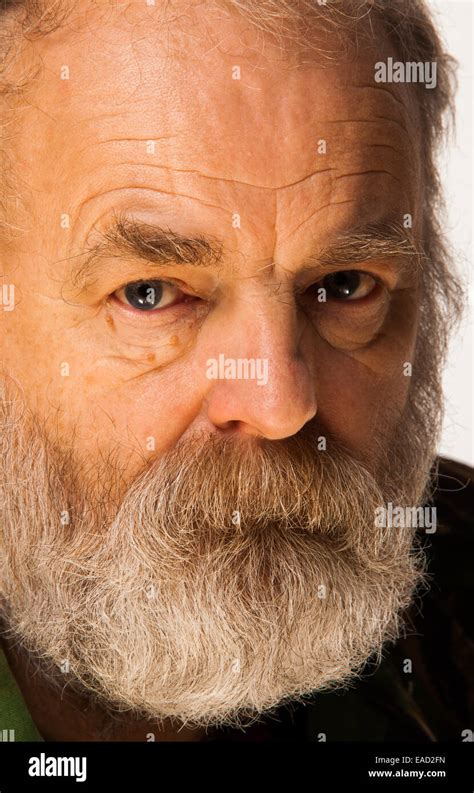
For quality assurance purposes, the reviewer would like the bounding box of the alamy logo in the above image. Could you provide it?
[206,354,268,386]
[28,753,87,783]
[374,58,437,89]
[374,503,436,533]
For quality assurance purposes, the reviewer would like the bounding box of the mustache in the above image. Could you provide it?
[1,395,389,533]
[96,419,394,574]
[1,386,420,558]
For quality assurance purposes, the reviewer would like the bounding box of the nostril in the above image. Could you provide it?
[216,420,264,439]
[215,419,239,434]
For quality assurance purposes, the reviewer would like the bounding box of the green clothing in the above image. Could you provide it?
[0,644,43,742]
[1,456,472,742]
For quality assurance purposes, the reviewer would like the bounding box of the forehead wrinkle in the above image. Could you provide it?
[352,84,406,108]
[71,185,227,238]
[103,164,338,192]
[323,116,411,138]
[335,169,402,185]
[73,135,179,158]
[115,164,339,192]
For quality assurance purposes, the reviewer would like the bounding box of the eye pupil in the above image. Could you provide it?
[324,270,361,298]
[124,281,164,310]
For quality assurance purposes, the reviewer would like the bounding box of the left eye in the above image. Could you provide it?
[114,280,182,311]
[317,270,378,301]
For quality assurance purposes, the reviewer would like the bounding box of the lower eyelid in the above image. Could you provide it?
[107,294,205,328]
[328,289,391,323]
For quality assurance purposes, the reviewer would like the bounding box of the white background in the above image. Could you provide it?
[434,0,473,466]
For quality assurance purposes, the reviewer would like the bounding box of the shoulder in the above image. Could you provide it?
[430,456,473,535]
[422,456,474,595]
[394,456,474,741]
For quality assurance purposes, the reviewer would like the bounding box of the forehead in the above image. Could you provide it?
[14,0,421,253]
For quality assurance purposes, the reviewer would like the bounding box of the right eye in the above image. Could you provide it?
[113,279,184,312]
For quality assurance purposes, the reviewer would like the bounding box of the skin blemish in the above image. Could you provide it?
[105,314,115,331]
[147,352,155,363]
[169,335,180,347]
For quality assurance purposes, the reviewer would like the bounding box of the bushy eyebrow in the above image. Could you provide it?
[304,220,424,275]
[70,213,423,292]
[70,211,224,290]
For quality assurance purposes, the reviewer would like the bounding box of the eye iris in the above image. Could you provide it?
[124,281,164,310]
[324,270,361,298]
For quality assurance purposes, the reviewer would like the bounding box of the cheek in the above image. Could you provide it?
[314,288,419,440]
[314,329,417,460]
[91,373,199,458]
[1,303,73,422]
[3,284,212,477]
[57,345,213,482]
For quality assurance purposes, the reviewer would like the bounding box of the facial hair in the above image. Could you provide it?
[0,376,439,731]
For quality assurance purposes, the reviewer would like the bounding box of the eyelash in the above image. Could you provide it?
[109,270,383,317]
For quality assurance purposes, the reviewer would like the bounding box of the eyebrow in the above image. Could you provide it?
[304,220,424,275]
[71,212,224,290]
[70,213,423,291]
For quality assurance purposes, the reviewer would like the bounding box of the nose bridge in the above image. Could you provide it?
[203,287,317,439]
[218,281,306,377]
[239,280,298,353]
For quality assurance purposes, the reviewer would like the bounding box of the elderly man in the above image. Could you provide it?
[0,0,472,743]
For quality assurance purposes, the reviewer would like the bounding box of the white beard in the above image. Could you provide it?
[0,391,435,729]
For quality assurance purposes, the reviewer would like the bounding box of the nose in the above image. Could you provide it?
[204,298,317,440]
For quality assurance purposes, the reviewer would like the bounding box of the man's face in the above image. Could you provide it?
[2,0,421,480]
[0,1,435,729]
